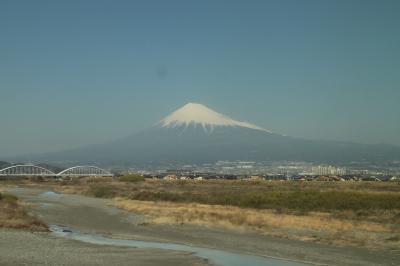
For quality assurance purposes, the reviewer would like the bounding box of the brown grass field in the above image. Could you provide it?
[48,178,400,250]
[114,198,399,249]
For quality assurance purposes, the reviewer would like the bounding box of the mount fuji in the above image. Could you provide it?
[12,103,400,164]
[158,103,270,133]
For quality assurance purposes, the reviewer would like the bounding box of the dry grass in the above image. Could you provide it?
[0,192,47,231]
[115,198,390,233]
[34,178,400,249]
[115,198,400,249]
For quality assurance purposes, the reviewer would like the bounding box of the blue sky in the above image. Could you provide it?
[1,0,399,156]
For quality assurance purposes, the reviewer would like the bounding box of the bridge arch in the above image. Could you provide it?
[0,165,56,176]
[57,166,113,177]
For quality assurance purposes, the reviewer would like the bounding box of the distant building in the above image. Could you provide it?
[163,174,178,180]
[312,165,346,176]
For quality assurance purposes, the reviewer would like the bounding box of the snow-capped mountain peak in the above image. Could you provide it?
[159,103,270,133]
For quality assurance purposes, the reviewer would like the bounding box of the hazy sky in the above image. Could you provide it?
[1,0,399,157]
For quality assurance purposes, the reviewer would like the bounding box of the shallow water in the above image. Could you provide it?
[41,191,62,198]
[50,225,309,266]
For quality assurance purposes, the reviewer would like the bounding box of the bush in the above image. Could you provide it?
[88,184,117,198]
[119,174,145,183]
[0,193,18,204]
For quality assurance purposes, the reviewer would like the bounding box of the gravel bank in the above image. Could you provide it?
[0,229,209,266]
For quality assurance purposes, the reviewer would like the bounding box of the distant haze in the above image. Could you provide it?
[0,1,399,157]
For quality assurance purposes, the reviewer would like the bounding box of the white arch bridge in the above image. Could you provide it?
[0,165,113,177]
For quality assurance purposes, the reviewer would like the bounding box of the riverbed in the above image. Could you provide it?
[3,187,399,266]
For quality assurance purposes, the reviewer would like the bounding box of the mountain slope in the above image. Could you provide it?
[9,103,400,164]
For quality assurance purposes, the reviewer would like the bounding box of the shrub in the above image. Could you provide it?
[119,174,145,183]
[0,193,18,204]
[88,184,117,198]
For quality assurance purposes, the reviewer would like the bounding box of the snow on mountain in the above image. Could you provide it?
[159,103,271,133]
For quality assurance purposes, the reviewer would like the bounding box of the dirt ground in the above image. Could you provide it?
[0,229,209,266]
